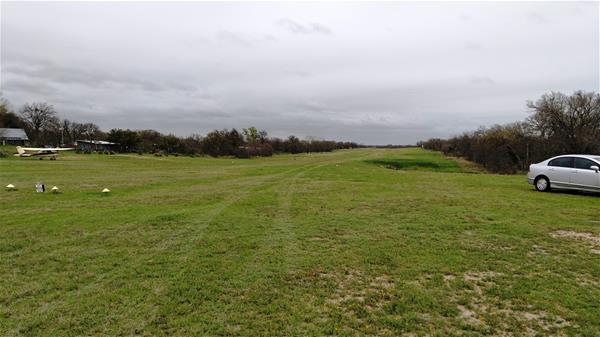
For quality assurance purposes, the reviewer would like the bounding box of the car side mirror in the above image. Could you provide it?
[591,165,599,173]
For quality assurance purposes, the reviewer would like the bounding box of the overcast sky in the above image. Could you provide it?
[1,1,598,144]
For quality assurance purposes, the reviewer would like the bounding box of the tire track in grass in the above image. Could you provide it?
[4,152,376,336]
[17,166,312,336]
[142,163,338,335]
[75,173,304,336]
[268,162,334,269]
[148,157,360,333]
[266,151,382,270]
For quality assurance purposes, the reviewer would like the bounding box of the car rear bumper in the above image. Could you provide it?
[527,177,534,185]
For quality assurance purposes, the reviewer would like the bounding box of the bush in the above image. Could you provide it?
[234,144,274,158]
[420,91,600,174]
[422,123,558,173]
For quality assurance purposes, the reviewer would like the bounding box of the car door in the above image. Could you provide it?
[546,157,575,187]
[572,158,600,190]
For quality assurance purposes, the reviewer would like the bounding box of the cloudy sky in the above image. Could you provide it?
[1,1,598,144]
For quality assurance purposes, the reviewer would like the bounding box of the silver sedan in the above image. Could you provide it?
[527,155,600,192]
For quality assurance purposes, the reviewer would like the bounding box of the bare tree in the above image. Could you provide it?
[60,119,72,145]
[0,97,9,116]
[20,102,59,144]
[527,91,600,153]
[82,123,102,141]
[0,97,6,139]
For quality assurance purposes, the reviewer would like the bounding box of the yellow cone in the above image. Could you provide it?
[102,188,110,193]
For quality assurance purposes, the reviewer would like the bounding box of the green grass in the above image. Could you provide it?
[1,147,598,336]
[365,151,464,173]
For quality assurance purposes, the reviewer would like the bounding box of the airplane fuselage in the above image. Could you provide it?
[14,146,73,160]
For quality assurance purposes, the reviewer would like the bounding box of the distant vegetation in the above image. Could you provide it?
[4,90,598,165]
[419,91,600,173]
[0,98,360,157]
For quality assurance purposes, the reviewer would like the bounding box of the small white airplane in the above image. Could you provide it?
[15,146,75,160]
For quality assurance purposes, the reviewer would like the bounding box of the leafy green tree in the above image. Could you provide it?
[283,135,304,154]
[0,98,26,129]
[107,129,141,152]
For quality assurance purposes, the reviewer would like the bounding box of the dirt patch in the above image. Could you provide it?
[500,309,570,332]
[463,271,502,282]
[443,274,456,282]
[551,230,600,245]
[319,269,394,312]
[551,230,600,254]
[452,270,571,333]
[457,305,483,325]
[370,276,395,290]
[527,244,550,257]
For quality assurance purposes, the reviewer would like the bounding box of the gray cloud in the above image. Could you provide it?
[216,30,254,48]
[276,18,333,35]
[264,34,279,42]
[459,14,472,21]
[4,57,195,93]
[1,2,598,144]
[2,77,58,96]
[309,22,332,35]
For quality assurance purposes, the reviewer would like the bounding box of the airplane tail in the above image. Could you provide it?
[16,146,25,155]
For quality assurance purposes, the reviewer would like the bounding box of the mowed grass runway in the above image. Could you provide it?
[1,148,598,337]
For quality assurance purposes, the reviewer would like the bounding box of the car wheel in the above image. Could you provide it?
[535,176,550,192]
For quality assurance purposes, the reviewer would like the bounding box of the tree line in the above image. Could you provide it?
[419,91,600,173]
[0,99,360,157]
[1,100,104,146]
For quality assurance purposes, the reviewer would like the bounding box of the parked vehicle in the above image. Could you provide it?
[528,155,600,192]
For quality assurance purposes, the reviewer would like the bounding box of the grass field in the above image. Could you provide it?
[1,147,599,337]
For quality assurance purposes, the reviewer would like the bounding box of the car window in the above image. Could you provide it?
[575,158,598,170]
[548,157,574,168]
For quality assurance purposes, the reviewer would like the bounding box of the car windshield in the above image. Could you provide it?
[594,157,600,163]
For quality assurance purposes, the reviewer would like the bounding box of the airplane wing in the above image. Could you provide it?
[19,147,49,151]
[20,147,74,151]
